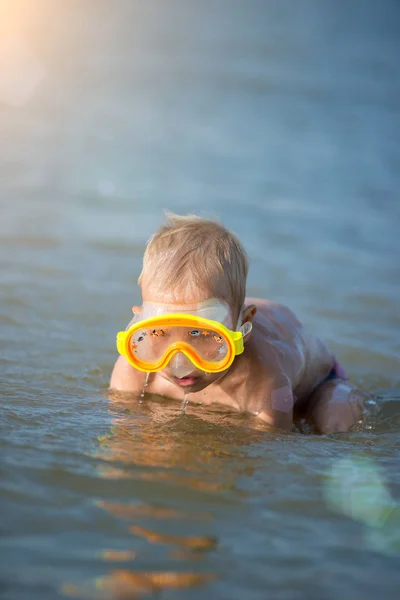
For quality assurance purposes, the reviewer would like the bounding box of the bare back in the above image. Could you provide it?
[246,298,334,401]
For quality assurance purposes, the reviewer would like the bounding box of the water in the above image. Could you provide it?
[139,373,151,404]
[1,0,399,598]
[181,393,190,415]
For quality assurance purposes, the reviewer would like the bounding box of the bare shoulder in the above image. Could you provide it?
[245,296,333,396]
[245,297,302,331]
[109,356,144,393]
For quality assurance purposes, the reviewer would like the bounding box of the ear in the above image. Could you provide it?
[132,305,142,314]
[242,304,257,324]
[241,304,257,343]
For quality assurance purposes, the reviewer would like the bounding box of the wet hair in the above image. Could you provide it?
[138,213,249,325]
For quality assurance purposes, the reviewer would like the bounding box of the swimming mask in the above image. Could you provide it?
[116,299,251,373]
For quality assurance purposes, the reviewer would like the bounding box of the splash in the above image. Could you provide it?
[362,395,380,431]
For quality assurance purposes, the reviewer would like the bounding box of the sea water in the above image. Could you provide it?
[1,1,399,598]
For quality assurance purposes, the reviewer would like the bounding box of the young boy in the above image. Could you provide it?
[110,214,363,433]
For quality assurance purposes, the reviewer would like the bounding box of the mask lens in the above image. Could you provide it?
[129,327,170,361]
[128,325,229,366]
[185,327,228,361]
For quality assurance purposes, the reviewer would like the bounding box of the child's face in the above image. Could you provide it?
[140,284,237,393]
[162,358,230,393]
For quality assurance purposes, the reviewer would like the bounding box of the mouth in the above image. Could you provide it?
[174,375,199,387]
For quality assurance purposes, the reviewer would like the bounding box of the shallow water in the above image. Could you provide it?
[1,1,399,598]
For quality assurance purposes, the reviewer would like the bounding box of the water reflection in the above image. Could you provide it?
[63,571,215,599]
[62,392,275,598]
[97,500,211,521]
[96,570,216,598]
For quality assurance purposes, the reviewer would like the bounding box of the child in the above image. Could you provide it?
[110,214,364,433]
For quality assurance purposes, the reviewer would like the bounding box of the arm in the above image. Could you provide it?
[109,356,141,392]
[257,410,293,431]
[256,379,294,431]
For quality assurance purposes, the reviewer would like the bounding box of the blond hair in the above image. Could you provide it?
[138,213,249,324]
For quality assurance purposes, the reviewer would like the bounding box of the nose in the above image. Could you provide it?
[168,352,196,377]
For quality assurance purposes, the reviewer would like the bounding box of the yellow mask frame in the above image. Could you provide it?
[116,313,245,373]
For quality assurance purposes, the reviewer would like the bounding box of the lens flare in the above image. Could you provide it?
[323,455,395,528]
[0,34,44,106]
